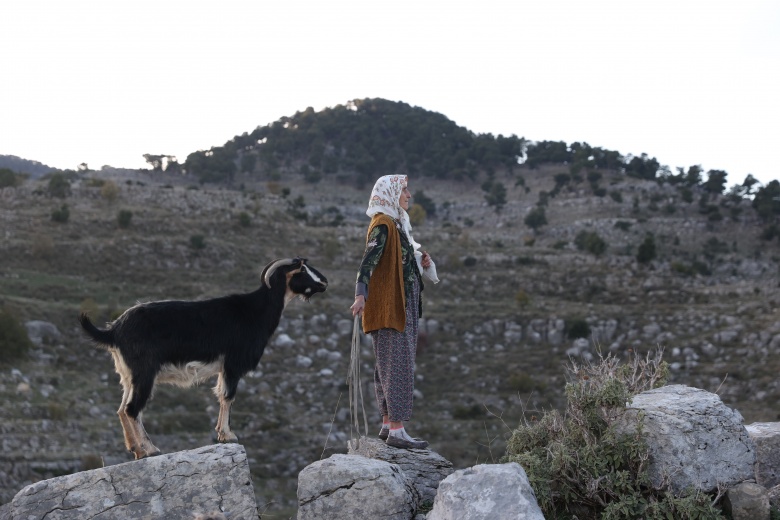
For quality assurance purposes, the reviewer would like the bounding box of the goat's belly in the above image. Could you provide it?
[156,359,223,387]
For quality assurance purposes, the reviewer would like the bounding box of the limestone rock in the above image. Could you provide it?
[297,453,418,520]
[427,463,544,520]
[723,482,770,520]
[6,444,257,519]
[617,384,755,493]
[348,436,454,505]
[24,320,61,346]
[745,422,780,488]
[768,484,780,508]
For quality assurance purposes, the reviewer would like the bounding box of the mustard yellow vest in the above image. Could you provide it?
[362,214,406,333]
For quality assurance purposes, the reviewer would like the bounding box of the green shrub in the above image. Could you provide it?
[637,235,656,264]
[574,231,607,256]
[463,256,477,268]
[609,190,623,203]
[515,290,531,307]
[117,209,133,228]
[51,204,70,223]
[453,403,484,420]
[238,211,251,228]
[614,221,632,231]
[47,173,71,198]
[189,234,206,250]
[0,306,33,363]
[566,318,591,340]
[503,350,723,519]
[505,371,543,393]
[0,168,18,188]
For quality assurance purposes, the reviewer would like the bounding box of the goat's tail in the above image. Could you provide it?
[78,313,115,348]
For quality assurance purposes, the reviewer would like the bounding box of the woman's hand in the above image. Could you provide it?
[421,251,432,268]
[351,295,365,317]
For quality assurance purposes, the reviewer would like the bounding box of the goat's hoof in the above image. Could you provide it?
[215,432,238,443]
[132,447,162,460]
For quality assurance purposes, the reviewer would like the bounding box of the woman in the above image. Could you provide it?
[350,174,437,450]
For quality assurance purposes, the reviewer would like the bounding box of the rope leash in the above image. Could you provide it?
[348,315,369,440]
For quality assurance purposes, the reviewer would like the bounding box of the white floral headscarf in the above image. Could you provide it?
[365,175,439,283]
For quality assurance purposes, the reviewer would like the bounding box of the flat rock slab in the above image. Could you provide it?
[6,444,257,520]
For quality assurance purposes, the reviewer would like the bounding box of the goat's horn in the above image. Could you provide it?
[262,258,296,288]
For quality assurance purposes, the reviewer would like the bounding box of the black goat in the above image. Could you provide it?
[79,257,327,459]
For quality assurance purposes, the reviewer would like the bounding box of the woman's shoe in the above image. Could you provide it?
[386,435,429,450]
[379,427,389,440]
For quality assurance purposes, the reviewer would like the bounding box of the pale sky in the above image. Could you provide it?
[2,0,778,186]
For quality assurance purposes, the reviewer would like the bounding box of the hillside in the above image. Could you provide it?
[1,100,779,516]
[1,162,779,516]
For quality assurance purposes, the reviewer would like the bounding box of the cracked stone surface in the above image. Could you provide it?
[6,444,257,519]
[347,436,454,505]
[616,384,756,493]
[297,454,418,520]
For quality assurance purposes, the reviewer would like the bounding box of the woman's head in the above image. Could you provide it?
[366,175,408,220]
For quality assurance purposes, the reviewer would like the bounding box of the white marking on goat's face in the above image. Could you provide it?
[302,264,325,286]
[156,358,224,388]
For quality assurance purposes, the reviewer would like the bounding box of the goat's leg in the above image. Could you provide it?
[125,373,161,459]
[117,378,141,453]
[113,352,143,454]
[214,373,238,443]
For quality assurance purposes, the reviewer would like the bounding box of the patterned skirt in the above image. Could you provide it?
[371,276,420,422]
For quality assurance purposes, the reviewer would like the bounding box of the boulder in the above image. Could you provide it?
[5,444,257,519]
[745,422,780,487]
[617,384,755,493]
[348,436,454,506]
[24,320,61,346]
[427,463,544,520]
[723,482,770,520]
[768,484,780,508]
[297,453,418,520]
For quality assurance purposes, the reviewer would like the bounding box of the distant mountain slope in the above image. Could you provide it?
[0,155,58,178]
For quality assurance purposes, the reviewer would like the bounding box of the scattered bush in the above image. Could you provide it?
[610,190,623,203]
[566,318,591,340]
[463,256,477,268]
[238,211,251,228]
[515,290,531,307]
[408,203,426,226]
[524,207,547,232]
[636,234,656,264]
[574,231,607,256]
[189,234,206,250]
[51,204,70,223]
[47,173,71,198]
[453,403,484,420]
[414,190,437,216]
[0,306,33,363]
[614,221,632,231]
[0,167,18,188]
[101,180,119,202]
[503,350,724,519]
[505,371,543,393]
[117,209,133,228]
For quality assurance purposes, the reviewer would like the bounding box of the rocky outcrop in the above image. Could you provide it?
[3,444,257,520]
[347,436,453,505]
[617,384,755,493]
[746,422,780,488]
[297,453,418,520]
[427,463,544,520]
